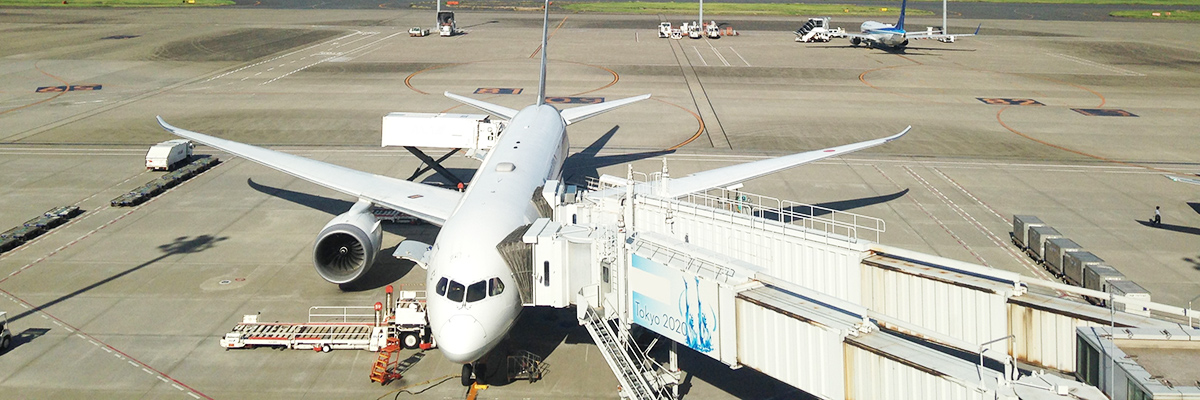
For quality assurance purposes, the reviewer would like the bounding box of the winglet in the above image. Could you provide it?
[444,92,519,120]
[536,0,550,106]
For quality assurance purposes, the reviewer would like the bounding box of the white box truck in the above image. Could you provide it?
[146,139,193,170]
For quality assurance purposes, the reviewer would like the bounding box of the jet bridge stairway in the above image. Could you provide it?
[580,306,671,400]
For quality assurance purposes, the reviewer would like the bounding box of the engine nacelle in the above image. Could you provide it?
[313,200,382,284]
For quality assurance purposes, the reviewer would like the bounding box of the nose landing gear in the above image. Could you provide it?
[461,362,487,386]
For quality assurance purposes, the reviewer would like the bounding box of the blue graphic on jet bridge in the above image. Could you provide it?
[630,254,732,359]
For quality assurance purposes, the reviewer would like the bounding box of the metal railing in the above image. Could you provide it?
[586,173,885,245]
[308,306,376,324]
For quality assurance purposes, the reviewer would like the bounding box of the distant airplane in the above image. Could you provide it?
[1166,175,1200,185]
[845,0,979,49]
[157,0,908,387]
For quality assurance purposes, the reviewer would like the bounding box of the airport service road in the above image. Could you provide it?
[1,8,1199,399]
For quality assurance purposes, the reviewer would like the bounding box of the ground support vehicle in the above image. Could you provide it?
[794,17,846,43]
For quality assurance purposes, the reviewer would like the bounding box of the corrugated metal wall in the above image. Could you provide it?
[1008,303,1092,373]
[736,298,846,400]
[861,265,1010,354]
[635,199,867,304]
[843,341,992,400]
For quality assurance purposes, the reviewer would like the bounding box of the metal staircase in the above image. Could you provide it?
[580,306,670,400]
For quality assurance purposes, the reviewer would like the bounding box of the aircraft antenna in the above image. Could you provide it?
[536,0,550,106]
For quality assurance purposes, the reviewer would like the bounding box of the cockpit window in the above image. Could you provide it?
[466,281,487,302]
[436,277,448,296]
[489,278,504,296]
[447,280,465,302]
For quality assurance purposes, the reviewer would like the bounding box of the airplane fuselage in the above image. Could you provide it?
[860,21,909,48]
[424,104,569,364]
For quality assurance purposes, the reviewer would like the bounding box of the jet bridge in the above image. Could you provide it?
[514,171,1193,400]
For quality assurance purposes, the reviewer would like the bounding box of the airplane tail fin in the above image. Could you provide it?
[897,0,908,30]
[536,0,550,106]
[974,23,981,35]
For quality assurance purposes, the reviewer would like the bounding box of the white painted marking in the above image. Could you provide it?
[103,347,112,353]
[729,47,751,66]
[1046,53,1143,76]
[143,368,154,375]
[692,46,708,66]
[89,340,99,346]
[189,393,201,399]
[129,361,139,367]
[262,31,405,86]
[157,376,170,383]
[52,320,62,327]
[202,31,360,82]
[173,384,185,391]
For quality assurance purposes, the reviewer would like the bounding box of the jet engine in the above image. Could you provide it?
[313,199,382,284]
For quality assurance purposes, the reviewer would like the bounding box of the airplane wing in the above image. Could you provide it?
[156,117,463,226]
[906,24,981,41]
[842,33,876,42]
[662,127,910,197]
[1166,175,1200,186]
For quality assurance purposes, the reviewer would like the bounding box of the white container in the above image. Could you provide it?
[1107,280,1152,316]
[1011,215,1045,250]
[146,139,193,170]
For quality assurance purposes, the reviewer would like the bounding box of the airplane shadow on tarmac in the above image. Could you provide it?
[804,44,977,55]
[755,188,909,222]
[7,235,227,324]
[473,306,593,387]
[562,125,675,185]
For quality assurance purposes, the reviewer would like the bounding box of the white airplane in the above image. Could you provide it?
[156,0,908,387]
[1166,175,1200,185]
[846,0,978,49]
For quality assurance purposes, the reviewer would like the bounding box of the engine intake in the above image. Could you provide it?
[313,200,382,284]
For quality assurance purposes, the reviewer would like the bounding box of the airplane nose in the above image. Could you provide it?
[436,315,488,364]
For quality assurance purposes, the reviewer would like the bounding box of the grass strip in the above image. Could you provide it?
[559,2,935,16]
[1111,9,1200,19]
[0,0,232,6]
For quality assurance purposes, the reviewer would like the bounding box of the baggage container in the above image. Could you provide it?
[1011,215,1045,250]
[1042,238,1081,277]
[1082,264,1125,305]
[1062,251,1103,286]
[1107,280,1151,316]
[1027,226,1061,262]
